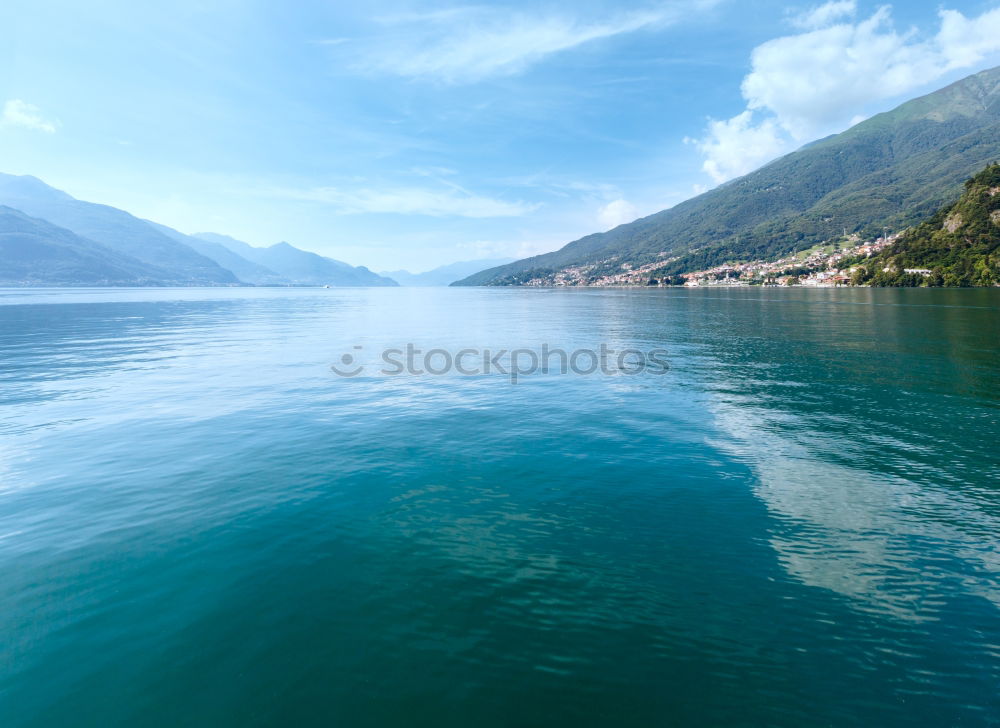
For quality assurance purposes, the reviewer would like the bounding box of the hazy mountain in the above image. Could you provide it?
[194,233,397,287]
[0,174,237,285]
[0,206,170,286]
[145,222,288,285]
[194,232,263,258]
[381,258,516,286]
[0,173,394,287]
[851,162,1000,287]
[457,66,1000,286]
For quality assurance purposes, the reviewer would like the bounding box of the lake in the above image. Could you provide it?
[1,286,998,726]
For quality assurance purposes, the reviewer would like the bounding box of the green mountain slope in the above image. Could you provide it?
[849,163,1000,287]
[0,206,171,285]
[457,66,1000,286]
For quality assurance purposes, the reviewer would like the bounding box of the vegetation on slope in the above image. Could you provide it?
[849,163,1000,287]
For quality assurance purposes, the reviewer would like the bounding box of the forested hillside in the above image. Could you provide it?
[850,163,1000,287]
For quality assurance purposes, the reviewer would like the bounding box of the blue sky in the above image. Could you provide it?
[2,0,1000,272]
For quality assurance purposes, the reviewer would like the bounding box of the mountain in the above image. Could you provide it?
[0,206,171,286]
[0,173,394,287]
[381,258,516,286]
[194,233,397,287]
[0,174,237,285]
[145,223,288,285]
[849,163,1000,287]
[457,66,1000,286]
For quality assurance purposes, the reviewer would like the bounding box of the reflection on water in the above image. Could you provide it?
[686,290,1000,620]
[0,287,998,727]
[711,395,1000,618]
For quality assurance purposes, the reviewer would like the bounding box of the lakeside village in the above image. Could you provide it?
[678,234,900,287]
[546,233,920,287]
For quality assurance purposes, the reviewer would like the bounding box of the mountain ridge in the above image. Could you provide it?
[193,233,398,287]
[146,223,289,286]
[0,175,396,287]
[455,65,1000,286]
[0,174,238,285]
[0,206,174,286]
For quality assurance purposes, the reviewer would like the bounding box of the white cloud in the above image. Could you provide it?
[743,7,932,139]
[597,198,639,229]
[790,1,856,30]
[936,8,1000,69]
[686,112,789,183]
[272,184,537,218]
[1,99,57,133]
[351,2,718,84]
[692,4,1000,184]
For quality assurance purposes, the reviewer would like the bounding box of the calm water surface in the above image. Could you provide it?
[1,287,998,726]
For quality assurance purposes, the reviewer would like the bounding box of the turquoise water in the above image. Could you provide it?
[1,286,998,726]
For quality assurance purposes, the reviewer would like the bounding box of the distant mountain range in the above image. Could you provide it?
[145,224,289,286]
[457,66,1000,286]
[381,258,515,286]
[0,174,396,287]
[0,174,236,285]
[193,233,393,287]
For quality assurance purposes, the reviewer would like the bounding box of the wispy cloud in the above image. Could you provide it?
[270,183,537,218]
[0,99,57,133]
[346,2,719,84]
[491,174,643,230]
[457,237,564,260]
[789,0,856,30]
[492,172,625,202]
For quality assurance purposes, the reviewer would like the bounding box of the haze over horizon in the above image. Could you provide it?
[3,0,1000,271]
